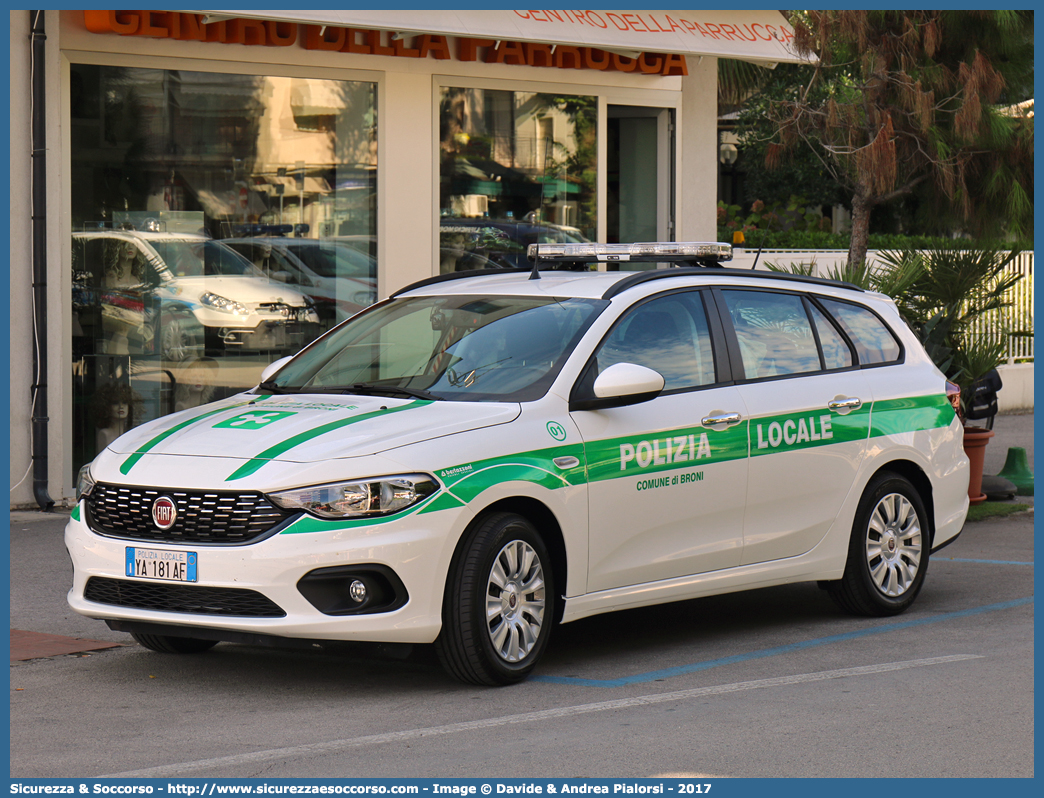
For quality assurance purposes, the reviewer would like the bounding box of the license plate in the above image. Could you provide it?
[125,547,197,583]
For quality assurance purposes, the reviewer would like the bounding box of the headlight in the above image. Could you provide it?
[76,464,96,501]
[268,474,439,519]
[200,292,248,315]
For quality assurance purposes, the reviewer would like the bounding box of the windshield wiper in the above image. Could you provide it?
[344,383,441,401]
[256,380,298,395]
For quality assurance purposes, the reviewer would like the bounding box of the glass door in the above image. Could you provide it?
[607,105,673,254]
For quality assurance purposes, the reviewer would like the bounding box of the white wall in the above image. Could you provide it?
[9,11,35,508]
[379,71,434,298]
[997,363,1034,412]
[8,12,62,509]
[677,55,717,241]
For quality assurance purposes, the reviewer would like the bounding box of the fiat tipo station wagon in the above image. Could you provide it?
[67,242,969,685]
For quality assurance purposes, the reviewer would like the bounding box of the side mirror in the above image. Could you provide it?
[259,355,294,385]
[571,363,665,411]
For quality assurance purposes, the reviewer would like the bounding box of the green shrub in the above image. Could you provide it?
[718,228,1033,251]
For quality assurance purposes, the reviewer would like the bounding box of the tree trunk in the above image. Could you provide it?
[848,189,873,269]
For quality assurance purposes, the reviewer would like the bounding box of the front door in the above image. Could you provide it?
[570,289,749,592]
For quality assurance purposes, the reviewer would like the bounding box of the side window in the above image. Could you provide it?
[595,292,715,390]
[722,290,820,380]
[820,298,901,365]
[809,303,854,370]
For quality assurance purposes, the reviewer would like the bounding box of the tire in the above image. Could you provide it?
[131,633,219,654]
[435,512,554,686]
[827,472,929,616]
[159,313,199,363]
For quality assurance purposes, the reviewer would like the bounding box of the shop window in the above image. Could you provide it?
[439,87,596,272]
[69,64,378,480]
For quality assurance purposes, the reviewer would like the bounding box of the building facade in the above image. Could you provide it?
[9,9,802,508]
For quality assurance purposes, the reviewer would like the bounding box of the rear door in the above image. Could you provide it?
[569,289,750,592]
[714,287,873,565]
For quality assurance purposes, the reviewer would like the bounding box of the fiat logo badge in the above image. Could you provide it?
[151,497,178,530]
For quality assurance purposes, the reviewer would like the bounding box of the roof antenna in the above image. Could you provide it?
[751,239,764,270]
[528,245,541,280]
[751,214,773,270]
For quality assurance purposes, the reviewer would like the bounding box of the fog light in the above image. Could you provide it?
[297,565,408,615]
[349,579,368,603]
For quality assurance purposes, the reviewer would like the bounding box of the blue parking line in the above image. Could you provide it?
[937,557,1034,566]
[532,596,1034,688]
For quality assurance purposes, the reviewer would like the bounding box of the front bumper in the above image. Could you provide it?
[65,502,454,645]
[196,306,321,351]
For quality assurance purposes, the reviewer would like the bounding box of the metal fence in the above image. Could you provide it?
[730,248,1034,362]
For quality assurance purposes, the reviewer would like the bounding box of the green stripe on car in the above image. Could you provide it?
[869,394,955,438]
[225,400,433,481]
[585,424,748,483]
[275,394,954,533]
[750,404,870,457]
[119,396,274,475]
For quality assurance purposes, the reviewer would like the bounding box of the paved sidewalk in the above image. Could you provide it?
[10,629,125,662]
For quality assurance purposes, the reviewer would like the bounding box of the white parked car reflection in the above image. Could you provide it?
[222,237,377,324]
[73,230,321,357]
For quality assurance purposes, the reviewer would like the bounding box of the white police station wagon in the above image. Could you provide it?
[67,243,970,685]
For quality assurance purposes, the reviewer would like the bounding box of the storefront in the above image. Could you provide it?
[9,9,803,508]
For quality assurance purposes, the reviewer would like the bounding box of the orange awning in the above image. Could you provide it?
[194,9,808,65]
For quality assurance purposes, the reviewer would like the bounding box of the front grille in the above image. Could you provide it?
[86,483,292,545]
[84,577,286,617]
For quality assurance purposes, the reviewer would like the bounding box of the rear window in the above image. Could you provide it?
[819,299,901,365]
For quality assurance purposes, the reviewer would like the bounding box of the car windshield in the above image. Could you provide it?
[150,239,266,279]
[285,242,375,280]
[266,294,608,402]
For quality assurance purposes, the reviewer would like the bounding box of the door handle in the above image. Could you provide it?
[701,411,742,430]
[827,396,862,414]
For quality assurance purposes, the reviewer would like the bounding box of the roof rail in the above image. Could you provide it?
[601,267,865,300]
[388,256,866,300]
[390,267,529,298]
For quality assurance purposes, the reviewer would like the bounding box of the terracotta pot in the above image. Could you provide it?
[963,427,995,505]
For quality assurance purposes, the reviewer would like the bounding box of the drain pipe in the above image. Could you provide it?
[30,10,54,511]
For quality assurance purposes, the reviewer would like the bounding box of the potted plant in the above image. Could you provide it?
[878,246,1025,503]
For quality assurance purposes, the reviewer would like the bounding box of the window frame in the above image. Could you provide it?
[812,295,906,369]
[711,286,874,385]
[569,287,732,410]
